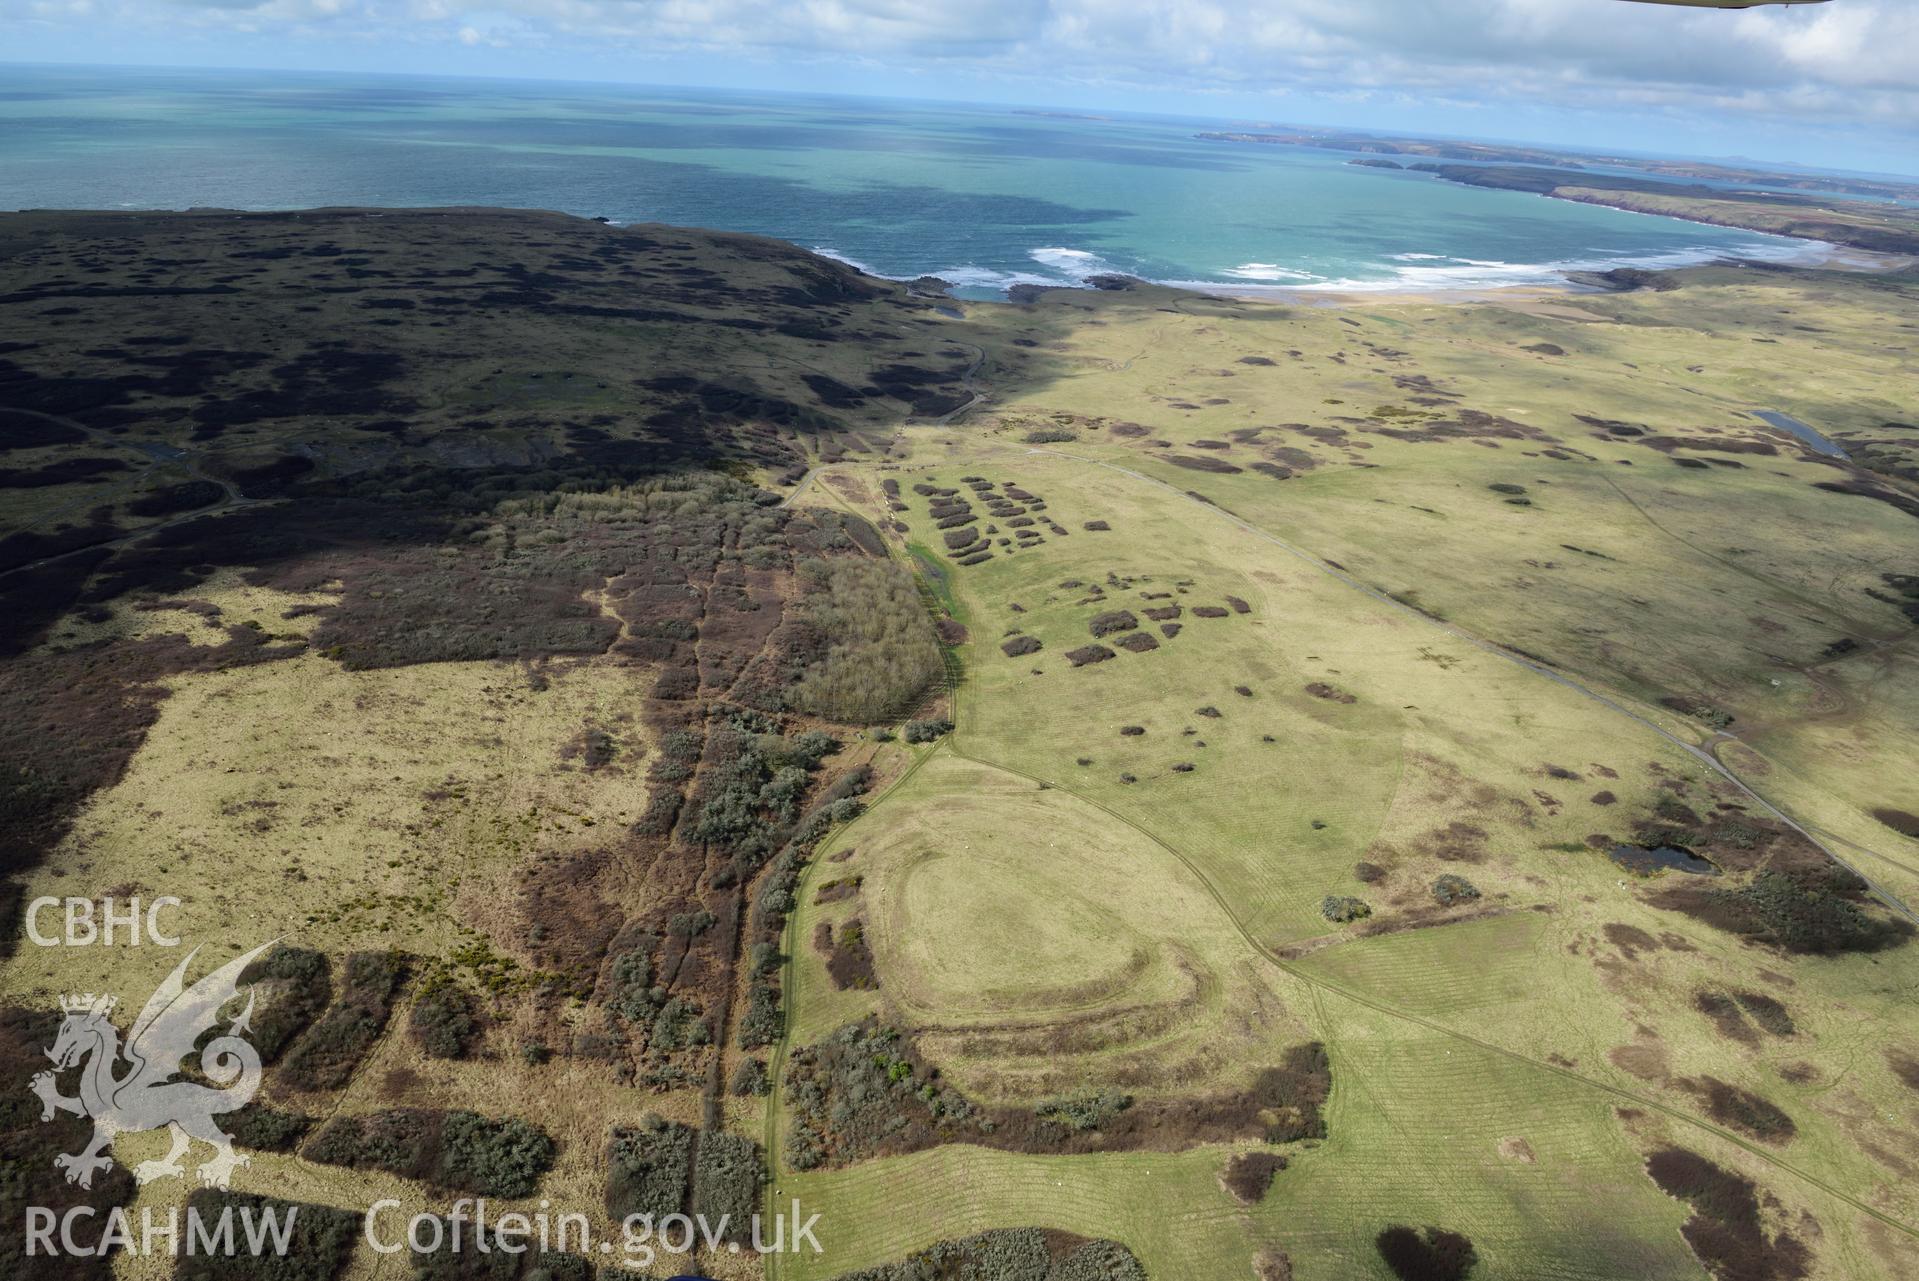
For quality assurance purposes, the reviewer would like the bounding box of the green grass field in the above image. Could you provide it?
[767,263,1919,1280]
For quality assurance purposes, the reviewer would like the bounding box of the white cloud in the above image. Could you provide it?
[10,0,1918,136]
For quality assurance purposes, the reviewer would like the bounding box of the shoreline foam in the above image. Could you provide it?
[810,231,1883,307]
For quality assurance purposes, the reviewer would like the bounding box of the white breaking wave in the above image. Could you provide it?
[1221,262,1321,282]
[814,233,1831,301]
[932,265,1063,290]
[1027,246,1117,278]
[812,244,1107,291]
[1232,237,1827,294]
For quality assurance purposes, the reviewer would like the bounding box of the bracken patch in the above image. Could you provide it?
[1676,1076,1795,1144]
[1220,1151,1287,1204]
[1645,1147,1811,1281]
[1375,1226,1478,1281]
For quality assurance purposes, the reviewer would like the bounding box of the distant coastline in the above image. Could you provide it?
[1198,128,1919,201]
[4,67,1893,306]
[1399,163,1919,258]
[1197,130,1919,259]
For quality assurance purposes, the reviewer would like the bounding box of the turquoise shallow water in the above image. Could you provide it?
[0,64,1820,297]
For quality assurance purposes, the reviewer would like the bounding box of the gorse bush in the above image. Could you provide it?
[730,1056,771,1096]
[783,1020,977,1170]
[1035,1089,1133,1132]
[236,945,331,1063]
[174,1191,358,1281]
[306,1109,430,1176]
[738,982,782,1050]
[635,787,682,836]
[1221,1151,1287,1204]
[409,968,480,1059]
[647,996,710,1051]
[607,942,663,1025]
[221,1103,312,1153]
[1052,1239,1149,1281]
[606,1115,693,1222]
[689,725,845,873]
[1256,1042,1333,1143]
[666,909,716,939]
[835,1228,1145,1281]
[690,1132,764,1240]
[1731,990,1795,1036]
[1705,869,1910,954]
[1321,895,1372,924]
[903,718,953,743]
[1644,1145,1811,1281]
[307,1108,555,1197]
[728,762,881,1052]
[1375,1226,1478,1281]
[283,950,404,1091]
[438,1112,557,1199]
[410,1229,594,1281]
[758,766,811,821]
[788,557,943,723]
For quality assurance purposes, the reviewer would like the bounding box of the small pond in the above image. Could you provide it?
[1752,410,1847,459]
[1609,844,1720,877]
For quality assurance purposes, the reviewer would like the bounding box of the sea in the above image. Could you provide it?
[0,63,1833,299]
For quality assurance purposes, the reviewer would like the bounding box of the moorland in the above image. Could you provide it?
[1,206,1917,1281]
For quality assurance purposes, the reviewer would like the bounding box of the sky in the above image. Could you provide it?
[7,0,1918,175]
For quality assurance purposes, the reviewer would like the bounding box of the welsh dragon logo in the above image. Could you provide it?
[30,942,273,1190]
